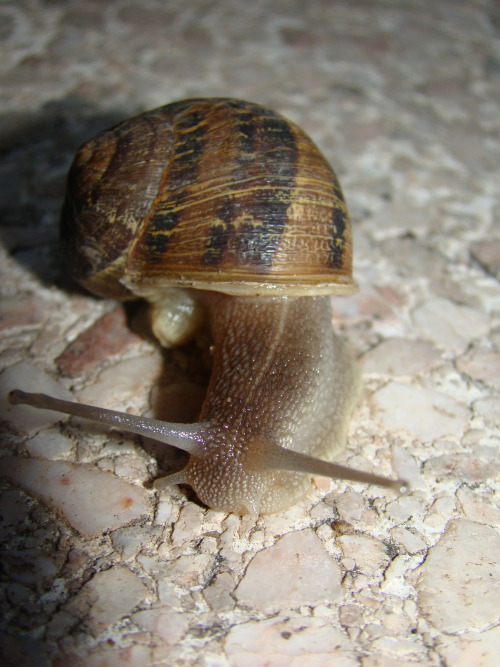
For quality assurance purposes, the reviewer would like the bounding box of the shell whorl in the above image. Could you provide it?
[61,98,355,298]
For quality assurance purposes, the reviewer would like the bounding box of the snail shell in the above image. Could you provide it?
[61,98,355,300]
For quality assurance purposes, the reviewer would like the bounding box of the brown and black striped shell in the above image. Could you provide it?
[61,98,355,299]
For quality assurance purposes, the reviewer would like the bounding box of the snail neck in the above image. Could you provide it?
[198,293,357,455]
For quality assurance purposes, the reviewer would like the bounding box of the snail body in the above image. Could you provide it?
[164,292,360,514]
[10,98,405,515]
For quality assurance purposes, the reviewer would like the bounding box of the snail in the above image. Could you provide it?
[10,98,406,516]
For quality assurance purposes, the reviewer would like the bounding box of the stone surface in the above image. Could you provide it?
[59,566,150,637]
[55,645,154,667]
[473,396,500,427]
[411,298,489,354]
[76,352,162,410]
[457,350,500,390]
[56,306,144,378]
[415,519,500,633]
[235,529,342,612]
[24,429,75,460]
[0,361,74,437]
[203,571,237,611]
[0,456,151,537]
[224,616,355,667]
[134,605,191,644]
[361,338,441,377]
[0,294,46,332]
[470,240,500,279]
[424,452,499,484]
[455,486,500,525]
[1,0,499,664]
[337,534,391,575]
[371,381,469,442]
[437,625,500,667]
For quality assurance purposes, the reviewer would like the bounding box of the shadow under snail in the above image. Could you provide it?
[10,97,407,516]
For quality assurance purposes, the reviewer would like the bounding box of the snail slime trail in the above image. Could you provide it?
[10,98,408,515]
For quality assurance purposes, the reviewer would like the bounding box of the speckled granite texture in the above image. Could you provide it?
[1,1,499,665]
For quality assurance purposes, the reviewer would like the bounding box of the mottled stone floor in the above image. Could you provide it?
[1,1,499,665]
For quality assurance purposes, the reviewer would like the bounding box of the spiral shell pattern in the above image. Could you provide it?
[62,98,354,297]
